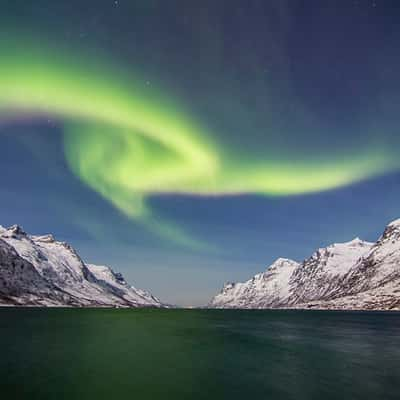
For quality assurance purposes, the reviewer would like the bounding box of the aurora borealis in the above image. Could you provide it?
[1,0,400,304]
[0,39,396,238]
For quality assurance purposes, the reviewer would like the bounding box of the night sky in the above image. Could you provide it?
[1,0,400,305]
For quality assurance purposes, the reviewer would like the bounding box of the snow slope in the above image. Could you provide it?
[210,219,400,310]
[210,258,299,308]
[0,225,164,307]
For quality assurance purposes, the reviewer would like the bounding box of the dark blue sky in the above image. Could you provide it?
[1,0,400,305]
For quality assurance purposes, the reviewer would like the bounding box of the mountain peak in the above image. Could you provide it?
[381,218,400,241]
[388,218,400,229]
[329,237,371,249]
[6,224,27,237]
[346,237,372,246]
[0,225,31,241]
[267,258,298,271]
[33,234,56,243]
[222,282,235,291]
[274,257,297,265]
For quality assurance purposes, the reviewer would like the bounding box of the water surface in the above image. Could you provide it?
[1,309,399,399]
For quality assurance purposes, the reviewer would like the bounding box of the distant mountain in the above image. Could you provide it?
[211,258,300,309]
[210,219,400,310]
[0,225,164,307]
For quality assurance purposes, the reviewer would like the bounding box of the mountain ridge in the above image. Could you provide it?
[0,224,164,307]
[209,219,400,310]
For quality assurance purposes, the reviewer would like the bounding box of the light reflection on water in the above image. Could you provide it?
[0,309,399,400]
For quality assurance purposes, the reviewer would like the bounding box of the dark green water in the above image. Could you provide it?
[1,309,399,399]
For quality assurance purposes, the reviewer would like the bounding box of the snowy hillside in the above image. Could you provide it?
[210,219,400,310]
[210,258,299,308]
[0,225,164,307]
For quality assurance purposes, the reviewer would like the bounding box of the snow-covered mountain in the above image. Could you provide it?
[210,219,400,310]
[211,258,299,308]
[0,225,164,307]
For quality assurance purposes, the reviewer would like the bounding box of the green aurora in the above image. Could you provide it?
[0,41,397,244]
